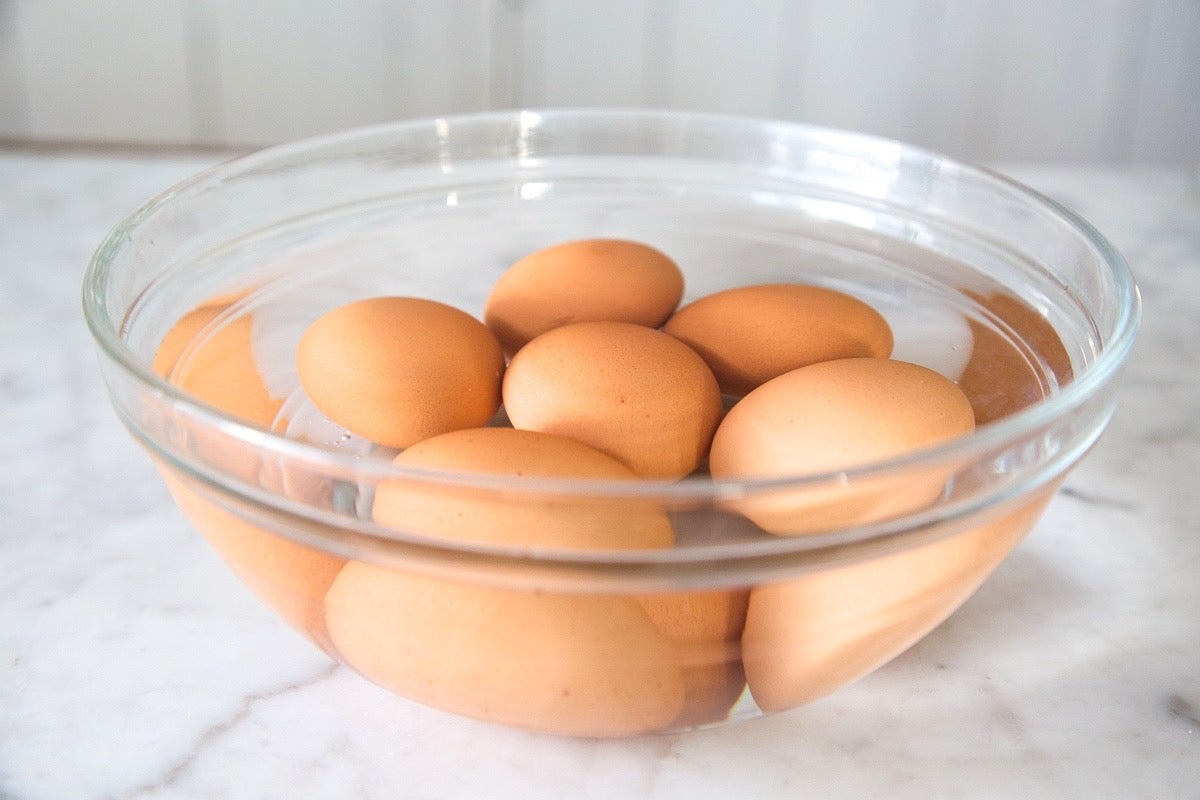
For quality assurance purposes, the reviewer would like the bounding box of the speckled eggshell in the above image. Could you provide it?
[295,297,504,449]
[663,283,894,397]
[327,427,686,736]
[484,239,685,356]
[709,358,976,534]
[502,321,723,479]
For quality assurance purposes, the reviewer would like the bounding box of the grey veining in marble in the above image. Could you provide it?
[1,150,1197,799]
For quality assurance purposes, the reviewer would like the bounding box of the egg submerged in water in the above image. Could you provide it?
[159,248,1004,735]
[484,238,685,356]
[295,296,505,449]
[709,357,976,535]
[153,294,345,654]
[372,427,675,549]
[326,427,687,737]
[502,321,724,479]
[663,283,894,396]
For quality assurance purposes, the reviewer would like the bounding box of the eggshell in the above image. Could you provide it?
[373,427,675,550]
[959,290,1074,425]
[640,589,749,644]
[663,284,893,396]
[153,296,285,487]
[709,358,975,534]
[503,321,723,479]
[153,297,343,654]
[153,297,283,428]
[295,297,504,449]
[334,426,683,734]
[638,590,750,726]
[485,239,684,356]
[325,563,687,737]
[667,649,746,728]
[741,481,1061,712]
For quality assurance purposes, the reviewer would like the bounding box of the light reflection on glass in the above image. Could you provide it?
[515,109,544,165]
[435,117,454,175]
[803,143,905,201]
[519,181,550,200]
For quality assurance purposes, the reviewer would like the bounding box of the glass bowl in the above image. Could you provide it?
[83,109,1139,737]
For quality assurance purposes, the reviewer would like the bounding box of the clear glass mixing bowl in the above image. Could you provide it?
[83,109,1138,737]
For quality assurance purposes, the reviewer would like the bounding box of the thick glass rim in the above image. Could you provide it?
[82,108,1141,507]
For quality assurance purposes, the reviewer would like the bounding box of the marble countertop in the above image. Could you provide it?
[1,146,1197,799]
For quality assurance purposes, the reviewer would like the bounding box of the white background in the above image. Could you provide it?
[0,0,1196,164]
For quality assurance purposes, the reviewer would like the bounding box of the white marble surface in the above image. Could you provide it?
[1,147,1198,799]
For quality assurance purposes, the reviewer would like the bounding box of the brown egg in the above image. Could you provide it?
[373,427,675,549]
[638,590,750,726]
[484,239,684,356]
[709,358,976,534]
[296,297,504,449]
[503,321,723,479]
[154,296,343,654]
[663,284,894,396]
[153,295,286,484]
[741,480,1061,712]
[325,563,686,737]
[329,426,684,735]
[640,589,748,644]
[153,296,283,428]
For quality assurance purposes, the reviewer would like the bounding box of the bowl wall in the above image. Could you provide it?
[85,110,1138,735]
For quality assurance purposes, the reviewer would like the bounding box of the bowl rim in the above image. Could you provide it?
[82,107,1141,527]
